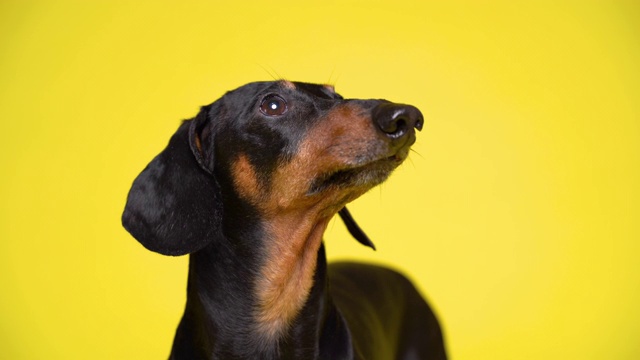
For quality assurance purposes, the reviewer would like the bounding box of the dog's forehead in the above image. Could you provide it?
[290,81,342,100]
[227,80,342,101]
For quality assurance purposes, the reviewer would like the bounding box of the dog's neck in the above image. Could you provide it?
[173,211,352,359]
[253,211,331,341]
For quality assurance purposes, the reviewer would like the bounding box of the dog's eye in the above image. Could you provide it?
[259,95,288,117]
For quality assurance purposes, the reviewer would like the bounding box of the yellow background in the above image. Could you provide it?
[1,1,638,359]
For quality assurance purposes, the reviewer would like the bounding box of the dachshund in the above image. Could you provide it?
[122,80,446,359]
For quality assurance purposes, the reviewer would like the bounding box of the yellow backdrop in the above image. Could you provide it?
[1,1,638,359]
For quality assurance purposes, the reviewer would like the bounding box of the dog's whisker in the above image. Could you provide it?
[410,148,425,161]
[327,66,337,86]
[267,65,285,81]
[256,63,278,80]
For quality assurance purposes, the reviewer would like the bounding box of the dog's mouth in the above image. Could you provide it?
[308,149,409,195]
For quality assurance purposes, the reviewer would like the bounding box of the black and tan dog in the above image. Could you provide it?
[122,80,446,359]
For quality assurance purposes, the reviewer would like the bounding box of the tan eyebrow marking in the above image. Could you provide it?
[281,80,296,89]
[323,84,335,93]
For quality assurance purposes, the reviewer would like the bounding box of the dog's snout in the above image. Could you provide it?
[372,103,424,139]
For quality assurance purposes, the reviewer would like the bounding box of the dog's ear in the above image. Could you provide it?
[339,207,376,250]
[122,105,222,256]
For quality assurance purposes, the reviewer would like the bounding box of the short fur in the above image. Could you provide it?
[122,80,447,359]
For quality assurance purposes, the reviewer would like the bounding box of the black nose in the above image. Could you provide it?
[372,103,424,139]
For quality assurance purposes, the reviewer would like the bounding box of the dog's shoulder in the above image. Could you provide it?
[328,261,420,308]
[327,261,446,360]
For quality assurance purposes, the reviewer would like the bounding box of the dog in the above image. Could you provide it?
[122,80,447,359]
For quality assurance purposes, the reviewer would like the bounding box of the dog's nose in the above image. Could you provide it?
[372,103,424,139]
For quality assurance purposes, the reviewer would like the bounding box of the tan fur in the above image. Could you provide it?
[281,80,296,89]
[194,135,202,153]
[231,154,263,202]
[230,103,384,342]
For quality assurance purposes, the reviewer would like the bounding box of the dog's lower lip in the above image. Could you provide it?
[308,154,404,195]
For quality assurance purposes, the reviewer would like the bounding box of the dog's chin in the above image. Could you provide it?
[308,151,408,195]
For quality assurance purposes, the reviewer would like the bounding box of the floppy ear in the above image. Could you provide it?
[122,105,221,256]
[339,207,376,250]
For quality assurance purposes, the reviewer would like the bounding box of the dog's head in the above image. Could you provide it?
[122,80,423,255]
